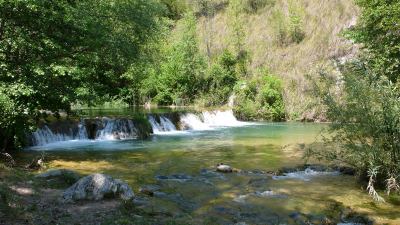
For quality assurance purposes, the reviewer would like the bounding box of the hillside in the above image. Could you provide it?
[193,0,359,120]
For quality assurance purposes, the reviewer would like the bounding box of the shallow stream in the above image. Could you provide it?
[21,109,400,224]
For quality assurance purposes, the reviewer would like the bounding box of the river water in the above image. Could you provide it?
[22,109,400,224]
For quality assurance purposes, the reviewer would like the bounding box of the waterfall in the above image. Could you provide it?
[96,118,138,140]
[202,110,244,127]
[31,126,75,146]
[148,115,177,134]
[180,110,248,131]
[30,118,139,146]
[180,113,212,130]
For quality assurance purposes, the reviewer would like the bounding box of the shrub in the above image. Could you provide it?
[242,0,275,14]
[200,50,238,106]
[272,2,305,46]
[308,62,400,201]
[233,71,285,121]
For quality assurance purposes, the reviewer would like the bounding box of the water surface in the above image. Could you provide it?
[24,122,400,224]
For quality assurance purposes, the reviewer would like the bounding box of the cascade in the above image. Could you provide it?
[30,118,139,146]
[180,110,247,131]
[148,115,177,134]
[96,118,137,140]
[31,126,75,146]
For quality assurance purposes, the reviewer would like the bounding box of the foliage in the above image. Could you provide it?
[272,1,305,46]
[309,62,400,201]
[227,0,250,77]
[145,12,206,105]
[307,0,400,201]
[242,0,275,14]
[0,0,163,152]
[160,0,188,20]
[200,50,238,106]
[344,0,400,83]
[233,70,285,121]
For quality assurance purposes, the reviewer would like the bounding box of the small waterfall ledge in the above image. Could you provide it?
[29,110,249,147]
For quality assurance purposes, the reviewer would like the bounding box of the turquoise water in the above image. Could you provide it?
[24,121,400,224]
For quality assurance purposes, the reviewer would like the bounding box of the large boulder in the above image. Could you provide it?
[62,173,134,203]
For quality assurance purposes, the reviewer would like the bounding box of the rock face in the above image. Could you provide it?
[62,173,134,203]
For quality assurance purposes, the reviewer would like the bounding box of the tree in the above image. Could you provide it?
[227,0,250,77]
[345,0,400,82]
[310,62,400,201]
[0,0,162,152]
[310,0,400,200]
[150,12,206,105]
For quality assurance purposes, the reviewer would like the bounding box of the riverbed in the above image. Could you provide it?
[21,110,400,224]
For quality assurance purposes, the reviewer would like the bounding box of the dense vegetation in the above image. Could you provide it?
[1,0,295,155]
[308,0,400,200]
[1,0,399,203]
[0,0,162,152]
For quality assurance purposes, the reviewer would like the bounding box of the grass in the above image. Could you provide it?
[195,0,359,119]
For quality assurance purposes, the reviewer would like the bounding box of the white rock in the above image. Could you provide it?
[62,173,134,203]
[216,164,233,173]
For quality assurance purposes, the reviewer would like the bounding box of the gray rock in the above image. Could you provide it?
[36,169,81,182]
[62,173,134,203]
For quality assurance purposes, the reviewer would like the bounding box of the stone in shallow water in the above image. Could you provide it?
[62,173,134,203]
[139,185,161,196]
[155,174,192,182]
[216,163,233,173]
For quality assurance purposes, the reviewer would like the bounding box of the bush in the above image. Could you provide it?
[308,62,400,201]
[233,71,285,121]
[272,3,305,46]
[200,50,238,106]
[242,0,275,14]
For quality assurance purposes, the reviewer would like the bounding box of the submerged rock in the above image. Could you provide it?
[216,163,233,173]
[153,191,197,212]
[247,177,268,188]
[200,169,227,180]
[139,185,161,196]
[36,169,81,182]
[155,174,192,182]
[62,173,134,203]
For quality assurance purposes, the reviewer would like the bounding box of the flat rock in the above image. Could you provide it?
[62,173,134,203]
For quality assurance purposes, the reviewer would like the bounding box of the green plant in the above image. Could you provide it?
[234,70,285,121]
[344,0,400,83]
[148,12,207,105]
[200,50,238,106]
[308,62,400,201]
[242,0,275,14]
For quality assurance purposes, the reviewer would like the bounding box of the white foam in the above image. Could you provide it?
[272,168,340,181]
[148,115,177,134]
